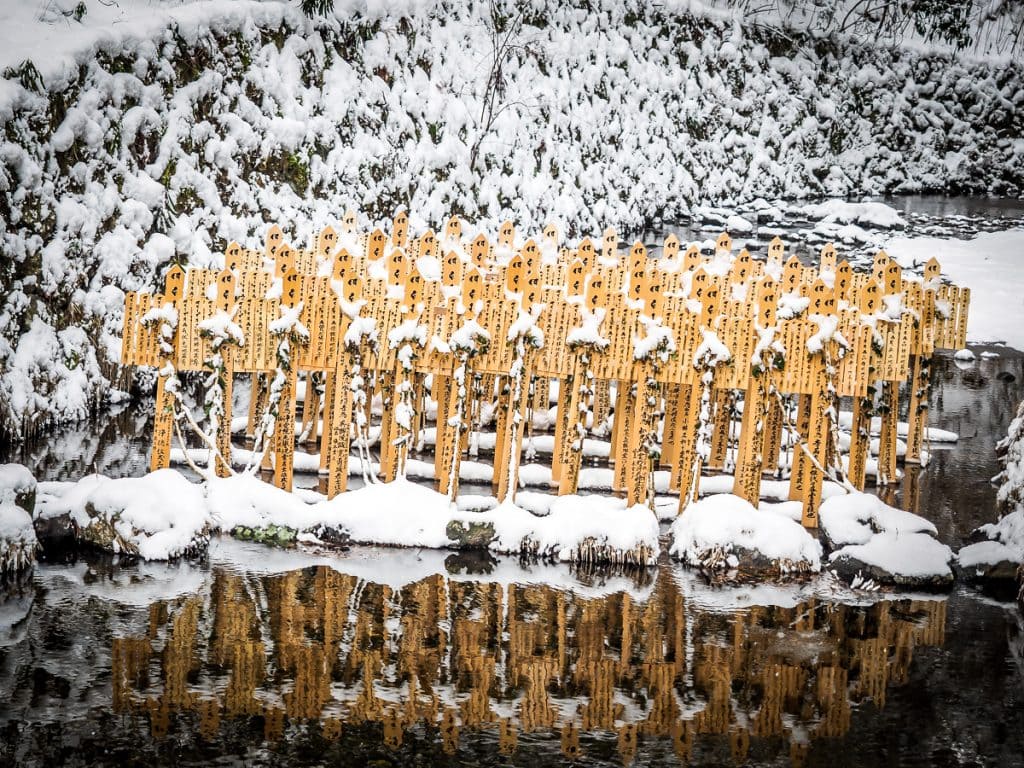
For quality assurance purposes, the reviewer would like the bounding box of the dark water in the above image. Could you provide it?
[1,351,1022,767]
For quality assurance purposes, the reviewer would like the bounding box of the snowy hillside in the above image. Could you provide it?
[2,0,1024,437]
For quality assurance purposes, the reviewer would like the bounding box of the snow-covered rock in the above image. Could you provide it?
[821,492,953,587]
[829,531,955,588]
[796,200,906,229]
[37,470,210,560]
[956,539,1021,582]
[669,494,822,575]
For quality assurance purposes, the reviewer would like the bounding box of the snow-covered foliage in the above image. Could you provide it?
[669,493,823,574]
[3,0,1024,436]
[958,398,1024,576]
[0,462,38,574]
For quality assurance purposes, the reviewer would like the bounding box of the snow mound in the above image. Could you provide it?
[797,200,906,229]
[39,470,210,560]
[886,230,1024,349]
[484,496,659,566]
[669,494,822,574]
[207,473,323,532]
[829,532,954,586]
[316,478,455,549]
[823,492,953,586]
[0,464,36,497]
[820,491,936,548]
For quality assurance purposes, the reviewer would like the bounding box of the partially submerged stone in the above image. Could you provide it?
[955,509,1024,586]
[956,541,1020,582]
[820,492,954,588]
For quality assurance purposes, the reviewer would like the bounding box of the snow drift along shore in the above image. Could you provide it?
[3,0,1024,437]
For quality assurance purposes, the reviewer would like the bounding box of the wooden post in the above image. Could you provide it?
[550,375,574,485]
[326,362,354,498]
[272,268,302,492]
[378,372,398,482]
[660,384,682,471]
[435,372,463,498]
[612,380,633,493]
[319,371,336,474]
[592,379,611,433]
[495,364,533,502]
[246,374,264,439]
[733,387,764,506]
[799,353,829,528]
[626,362,659,508]
[150,266,185,472]
[904,355,930,464]
[847,393,871,491]
[491,376,509,480]
[761,397,783,478]
[561,360,585,499]
[672,386,702,504]
[707,388,731,471]
[214,269,236,479]
[300,376,320,449]
[877,380,899,485]
[787,394,812,502]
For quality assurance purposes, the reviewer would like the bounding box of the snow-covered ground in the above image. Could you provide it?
[2,0,1024,435]
[886,229,1024,349]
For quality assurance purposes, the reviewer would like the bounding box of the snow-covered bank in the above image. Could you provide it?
[3,0,1024,435]
[34,469,659,566]
[886,229,1024,349]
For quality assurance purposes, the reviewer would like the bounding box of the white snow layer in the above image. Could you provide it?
[3,0,1024,433]
[821,492,953,582]
[0,462,37,573]
[38,469,210,559]
[886,229,1024,349]
[669,494,822,573]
